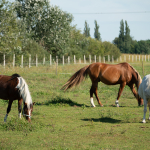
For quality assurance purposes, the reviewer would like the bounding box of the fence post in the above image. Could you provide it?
[89,55,91,64]
[112,56,114,63]
[50,54,51,65]
[21,55,23,68]
[68,56,70,64]
[63,55,64,65]
[29,54,31,68]
[56,56,58,75]
[74,55,76,64]
[148,55,149,61]
[43,55,45,65]
[13,54,15,68]
[3,54,5,68]
[84,55,86,64]
[103,57,105,63]
[36,54,38,67]
[94,55,96,63]
[129,55,130,62]
[139,55,140,61]
[108,55,110,62]
[99,56,101,62]
[120,56,122,62]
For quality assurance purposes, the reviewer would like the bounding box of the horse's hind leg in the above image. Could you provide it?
[115,83,126,107]
[90,82,103,107]
[18,99,23,118]
[4,100,13,122]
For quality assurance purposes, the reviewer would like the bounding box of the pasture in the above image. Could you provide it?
[0,62,150,150]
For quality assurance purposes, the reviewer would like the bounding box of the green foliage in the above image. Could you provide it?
[15,0,73,57]
[83,21,90,37]
[94,20,101,41]
[114,19,150,54]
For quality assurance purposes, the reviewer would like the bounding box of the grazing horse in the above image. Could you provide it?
[138,74,150,123]
[0,74,34,122]
[61,62,143,107]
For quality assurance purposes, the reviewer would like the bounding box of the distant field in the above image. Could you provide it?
[0,62,150,150]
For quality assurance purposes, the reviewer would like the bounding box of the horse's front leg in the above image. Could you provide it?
[115,82,126,107]
[142,98,147,123]
[129,84,142,106]
[90,82,103,107]
[18,99,23,119]
[4,100,13,122]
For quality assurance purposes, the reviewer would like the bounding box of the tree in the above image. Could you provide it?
[15,0,73,57]
[94,20,101,41]
[124,20,131,53]
[83,21,90,37]
[0,0,20,55]
[118,19,124,53]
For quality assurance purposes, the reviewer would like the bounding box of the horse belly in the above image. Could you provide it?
[100,76,120,85]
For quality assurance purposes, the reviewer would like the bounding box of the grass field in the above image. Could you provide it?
[0,62,150,150]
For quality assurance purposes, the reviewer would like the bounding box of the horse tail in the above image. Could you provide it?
[16,77,32,108]
[61,65,89,91]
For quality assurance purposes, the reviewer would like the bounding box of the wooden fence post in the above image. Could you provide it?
[36,54,38,67]
[13,54,15,67]
[3,54,5,68]
[29,54,31,68]
[63,55,64,65]
[50,54,52,66]
[21,55,23,68]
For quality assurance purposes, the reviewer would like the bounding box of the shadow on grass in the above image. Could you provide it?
[35,96,89,107]
[82,117,121,123]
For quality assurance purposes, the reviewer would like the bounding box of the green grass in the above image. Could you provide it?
[0,62,150,149]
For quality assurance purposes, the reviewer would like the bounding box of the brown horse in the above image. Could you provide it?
[61,62,143,107]
[0,74,34,122]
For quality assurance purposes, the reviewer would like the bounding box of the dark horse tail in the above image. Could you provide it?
[61,65,89,91]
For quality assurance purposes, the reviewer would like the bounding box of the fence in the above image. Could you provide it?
[1,54,150,68]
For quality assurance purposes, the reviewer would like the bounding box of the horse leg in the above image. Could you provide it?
[129,84,140,105]
[142,98,147,123]
[90,82,103,107]
[18,99,23,119]
[115,83,126,107]
[4,100,13,122]
[148,100,150,120]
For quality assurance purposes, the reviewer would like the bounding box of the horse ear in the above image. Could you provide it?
[33,102,35,105]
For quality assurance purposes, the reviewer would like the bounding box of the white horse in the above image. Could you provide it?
[138,74,150,123]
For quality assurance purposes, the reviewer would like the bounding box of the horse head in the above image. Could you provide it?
[23,102,35,122]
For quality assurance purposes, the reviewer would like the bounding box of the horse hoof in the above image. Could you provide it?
[142,120,146,123]
[116,104,119,107]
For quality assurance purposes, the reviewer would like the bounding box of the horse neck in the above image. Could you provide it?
[17,77,32,109]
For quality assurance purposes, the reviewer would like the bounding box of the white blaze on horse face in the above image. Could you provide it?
[90,97,96,107]
[29,110,31,118]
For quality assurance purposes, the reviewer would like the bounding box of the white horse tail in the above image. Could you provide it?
[16,77,32,109]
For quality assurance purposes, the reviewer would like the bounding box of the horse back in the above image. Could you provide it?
[88,62,133,85]
[0,75,20,100]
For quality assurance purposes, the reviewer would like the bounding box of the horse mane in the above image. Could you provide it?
[16,77,32,109]
[129,64,142,88]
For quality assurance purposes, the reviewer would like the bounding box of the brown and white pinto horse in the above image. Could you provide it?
[0,74,34,122]
[61,62,143,107]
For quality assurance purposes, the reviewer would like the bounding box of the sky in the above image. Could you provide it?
[50,0,150,42]
[9,0,150,42]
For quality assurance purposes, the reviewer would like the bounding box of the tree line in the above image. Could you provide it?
[1,0,149,65]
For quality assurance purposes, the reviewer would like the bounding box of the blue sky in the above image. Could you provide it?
[9,0,150,42]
